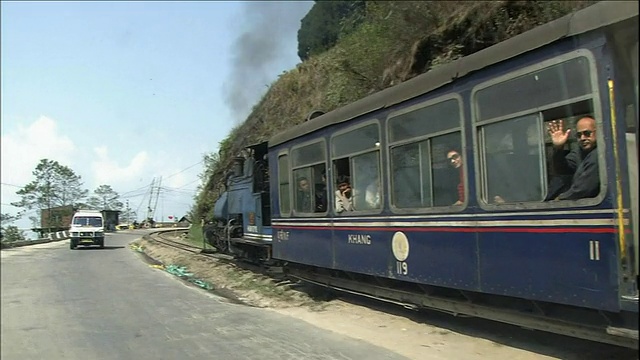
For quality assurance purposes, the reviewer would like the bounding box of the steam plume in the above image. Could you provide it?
[223,1,312,123]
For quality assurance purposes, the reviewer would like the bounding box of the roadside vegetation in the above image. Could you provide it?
[3,159,138,239]
[191,0,597,223]
[1,213,26,245]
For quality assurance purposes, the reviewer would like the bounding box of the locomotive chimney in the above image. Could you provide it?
[306,110,325,121]
[232,156,245,177]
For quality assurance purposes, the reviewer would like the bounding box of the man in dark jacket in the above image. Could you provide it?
[545,116,599,201]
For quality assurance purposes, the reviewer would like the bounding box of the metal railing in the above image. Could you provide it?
[1,230,71,249]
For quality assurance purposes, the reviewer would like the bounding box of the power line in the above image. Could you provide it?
[119,189,151,199]
[163,160,204,180]
[158,186,197,194]
[175,178,201,190]
[120,183,155,197]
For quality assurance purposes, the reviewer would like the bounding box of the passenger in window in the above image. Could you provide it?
[335,175,354,213]
[447,149,464,206]
[545,116,600,200]
[314,170,327,212]
[365,177,381,209]
[296,177,312,211]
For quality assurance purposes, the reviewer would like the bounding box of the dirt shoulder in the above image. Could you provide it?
[130,237,636,360]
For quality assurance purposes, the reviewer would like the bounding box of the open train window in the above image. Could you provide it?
[290,141,327,215]
[330,121,381,213]
[387,96,464,210]
[474,53,602,207]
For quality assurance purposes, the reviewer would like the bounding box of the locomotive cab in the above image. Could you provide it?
[204,142,273,262]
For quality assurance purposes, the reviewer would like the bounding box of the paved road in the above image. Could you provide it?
[1,231,407,360]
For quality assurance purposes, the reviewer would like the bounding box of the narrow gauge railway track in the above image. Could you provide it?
[148,230,286,281]
[152,230,210,255]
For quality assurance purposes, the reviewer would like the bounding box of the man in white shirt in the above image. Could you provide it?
[335,176,354,213]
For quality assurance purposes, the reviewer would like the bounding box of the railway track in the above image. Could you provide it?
[148,229,286,280]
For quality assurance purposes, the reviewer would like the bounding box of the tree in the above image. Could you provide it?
[1,213,18,224]
[1,214,26,243]
[120,208,137,224]
[12,159,88,211]
[1,226,26,243]
[297,1,365,61]
[11,159,88,232]
[87,185,123,210]
[28,215,39,228]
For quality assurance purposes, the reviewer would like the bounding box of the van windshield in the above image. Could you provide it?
[73,216,103,227]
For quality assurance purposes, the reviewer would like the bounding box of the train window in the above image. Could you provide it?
[475,56,592,121]
[331,122,381,213]
[292,164,327,214]
[474,53,602,206]
[332,123,379,157]
[478,114,546,204]
[277,154,290,215]
[387,97,463,210]
[293,168,313,213]
[291,141,325,168]
[291,141,327,215]
[390,132,462,208]
[389,98,459,142]
[352,152,381,211]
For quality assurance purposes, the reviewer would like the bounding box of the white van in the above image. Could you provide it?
[69,210,105,249]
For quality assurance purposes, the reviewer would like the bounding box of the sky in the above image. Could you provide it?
[1,1,313,237]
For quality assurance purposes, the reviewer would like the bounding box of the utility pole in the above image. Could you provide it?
[126,200,130,223]
[152,176,162,221]
[47,179,51,234]
[146,178,155,221]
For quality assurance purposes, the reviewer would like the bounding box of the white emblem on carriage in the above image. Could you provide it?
[391,231,409,262]
[276,229,289,241]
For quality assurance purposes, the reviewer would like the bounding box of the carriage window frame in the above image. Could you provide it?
[290,139,328,216]
[329,119,382,215]
[385,94,466,214]
[277,151,291,217]
[471,49,605,210]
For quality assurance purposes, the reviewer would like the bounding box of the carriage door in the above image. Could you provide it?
[628,40,638,279]
[610,21,638,286]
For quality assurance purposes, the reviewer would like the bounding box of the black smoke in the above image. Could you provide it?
[223,1,313,123]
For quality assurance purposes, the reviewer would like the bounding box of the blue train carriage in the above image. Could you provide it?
[205,142,273,262]
[268,1,638,348]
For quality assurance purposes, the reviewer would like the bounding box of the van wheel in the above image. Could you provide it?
[70,240,77,250]
[99,240,104,249]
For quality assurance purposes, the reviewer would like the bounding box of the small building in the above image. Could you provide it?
[177,215,191,227]
[40,205,75,230]
[33,205,76,236]
[101,210,121,232]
